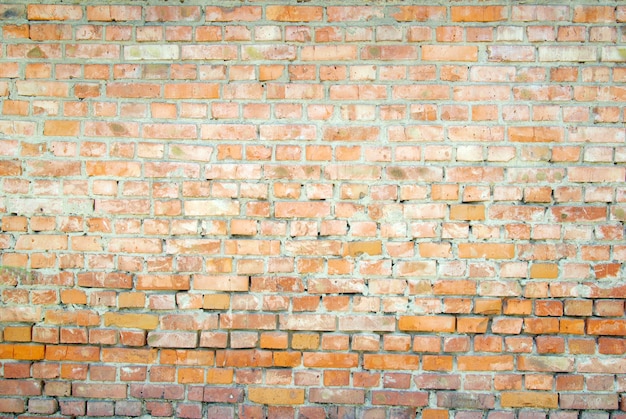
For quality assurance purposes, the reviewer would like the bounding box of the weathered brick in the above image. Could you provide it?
[391,6,446,22]
[310,388,365,404]
[518,355,574,372]
[437,392,495,409]
[560,393,618,410]
[587,319,626,336]
[101,348,156,364]
[371,390,428,407]
[539,46,597,62]
[0,380,42,396]
[136,275,190,290]
[45,345,100,363]
[338,316,395,332]
[73,383,127,399]
[28,4,82,20]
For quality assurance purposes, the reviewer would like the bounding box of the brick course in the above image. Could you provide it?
[0,1,625,416]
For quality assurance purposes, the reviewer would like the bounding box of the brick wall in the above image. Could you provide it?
[1,1,625,417]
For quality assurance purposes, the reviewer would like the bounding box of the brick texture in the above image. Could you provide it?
[1,1,625,416]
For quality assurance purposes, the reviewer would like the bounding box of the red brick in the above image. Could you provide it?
[203,387,244,403]
[130,383,184,400]
[72,383,126,399]
[28,397,58,414]
[371,390,428,407]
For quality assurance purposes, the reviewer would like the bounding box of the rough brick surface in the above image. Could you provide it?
[0,1,625,416]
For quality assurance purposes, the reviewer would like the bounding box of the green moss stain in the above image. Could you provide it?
[367,46,381,58]
[27,47,45,59]
[245,47,263,60]
[170,146,185,157]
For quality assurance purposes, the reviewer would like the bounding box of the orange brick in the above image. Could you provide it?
[423,45,478,62]
[136,275,190,291]
[452,6,507,22]
[342,241,382,257]
[86,5,142,21]
[3,327,32,342]
[422,355,453,371]
[587,319,626,336]
[303,352,358,369]
[203,294,230,310]
[457,355,514,371]
[398,316,456,333]
[15,235,67,251]
[423,409,449,419]
[573,6,615,23]
[28,4,82,20]
[43,120,80,136]
[391,6,446,22]
[266,6,323,22]
[458,243,515,259]
[509,126,564,143]
[248,387,305,405]
[530,263,559,279]
[292,333,320,350]
[364,354,420,370]
[501,392,558,409]
[103,313,158,330]
[450,205,486,221]
[457,317,489,334]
